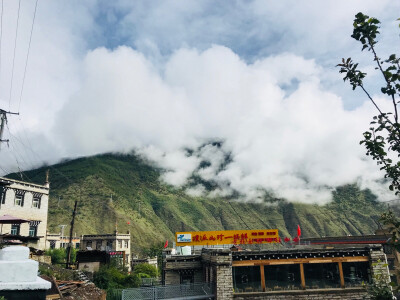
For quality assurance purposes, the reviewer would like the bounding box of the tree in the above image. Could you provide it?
[338,13,400,297]
[337,13,400,194]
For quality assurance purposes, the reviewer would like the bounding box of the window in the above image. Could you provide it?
[96,240,102,250]
[264,264,302,291]
[15,194,23,206]
[304,263,340,289]
[118,240,122,248]
[0,187,7,204]
[86,240,92,249]
[106,240,113,250]
[11,224,20,235]
[180,274,194,284]
[50,241,56,249]
[32,197,40,208]
[342,262,371,287]
[29,225,37,237]
[75,243,80,249]
[124,240,129,248]
[233,266,261,293]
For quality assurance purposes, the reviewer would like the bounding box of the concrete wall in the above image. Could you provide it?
[78,261,101,273]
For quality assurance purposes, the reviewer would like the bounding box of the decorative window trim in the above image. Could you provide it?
[29,220,41,227]
[14,190,26,207]
[0,186,10,205]
[32,192,42,209]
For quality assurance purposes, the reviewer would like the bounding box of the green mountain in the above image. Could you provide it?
[7,153,387,253]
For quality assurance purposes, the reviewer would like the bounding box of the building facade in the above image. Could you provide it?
[163,246,391,300]
[45,233,80,249]
[0,177,49,250]
[80,231,131,270]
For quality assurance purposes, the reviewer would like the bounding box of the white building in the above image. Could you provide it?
[46,233,80,249]
[0,177,49,250]
[80,231,131,269]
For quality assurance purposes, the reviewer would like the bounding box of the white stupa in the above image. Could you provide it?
[0,246,51,291]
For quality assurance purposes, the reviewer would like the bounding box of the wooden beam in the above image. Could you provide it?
[260,265,266,292]
[232,256,368,267]
[338,261,345,288]
[300,263,305,290]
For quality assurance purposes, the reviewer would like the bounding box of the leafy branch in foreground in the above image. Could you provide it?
[337,12,400,194]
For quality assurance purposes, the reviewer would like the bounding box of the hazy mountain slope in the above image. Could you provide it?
[7,153,385,253]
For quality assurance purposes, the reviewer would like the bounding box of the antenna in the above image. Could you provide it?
[0,109,19,149]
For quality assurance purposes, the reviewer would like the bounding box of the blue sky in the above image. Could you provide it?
[0,0,399,202]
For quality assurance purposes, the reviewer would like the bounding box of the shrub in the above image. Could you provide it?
[93,264,140,290]
[133,263,158,278]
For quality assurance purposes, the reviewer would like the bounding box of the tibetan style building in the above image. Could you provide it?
[163,245,391,299]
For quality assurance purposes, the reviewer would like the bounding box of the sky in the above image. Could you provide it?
[0,0,399,203]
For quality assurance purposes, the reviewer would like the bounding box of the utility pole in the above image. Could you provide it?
[58,224,67,247]
[66,199,78,268]
[0,109,18,149]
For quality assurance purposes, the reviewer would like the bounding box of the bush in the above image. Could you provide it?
[133,263,158,278]
[45,248,66,264]
[93,264,140,290]
[45,247,77,265]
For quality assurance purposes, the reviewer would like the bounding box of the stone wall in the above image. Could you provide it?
[233,288,369,300]
[370,249,391,284]
[202,249,233,300]
[30,254,51,265]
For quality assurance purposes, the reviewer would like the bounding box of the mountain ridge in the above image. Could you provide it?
[6,152,386,253]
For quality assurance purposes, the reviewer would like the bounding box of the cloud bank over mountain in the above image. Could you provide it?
[0,0,399,203]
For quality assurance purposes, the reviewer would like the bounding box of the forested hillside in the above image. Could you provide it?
[7,153,386,253]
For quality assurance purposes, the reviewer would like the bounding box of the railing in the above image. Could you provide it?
[121,283,214,300]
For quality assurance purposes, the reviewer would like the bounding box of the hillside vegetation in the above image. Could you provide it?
[7,153,386,253]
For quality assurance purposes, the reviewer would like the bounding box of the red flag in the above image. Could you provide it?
[164,240,168,248]
[297,225,301,237]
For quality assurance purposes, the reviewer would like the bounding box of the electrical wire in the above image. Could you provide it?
[0,0,4,89]
[227,200,251,230]
[8,0,21,111]
[18,0,39,113]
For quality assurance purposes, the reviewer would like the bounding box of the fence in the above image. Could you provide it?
[121,283,214,300]
[141,277,161,286]
[107,289,123,300]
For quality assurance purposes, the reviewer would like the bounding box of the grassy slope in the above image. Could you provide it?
[8,153,385,253]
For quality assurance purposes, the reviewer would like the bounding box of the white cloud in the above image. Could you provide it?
[48,46,393,203]
[0,1,398,204]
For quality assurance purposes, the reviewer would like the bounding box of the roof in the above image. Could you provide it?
[0,215,30,224]
[301,235,389,245]
[0,177,49,191]
[231,246,380,261]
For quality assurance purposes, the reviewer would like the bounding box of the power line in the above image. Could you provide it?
[18,0,39,113]
[8,0,21,111]
[227,200,251,230]
[0,0,4,89]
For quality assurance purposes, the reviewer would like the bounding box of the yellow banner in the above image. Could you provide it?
[175,229,279,246]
